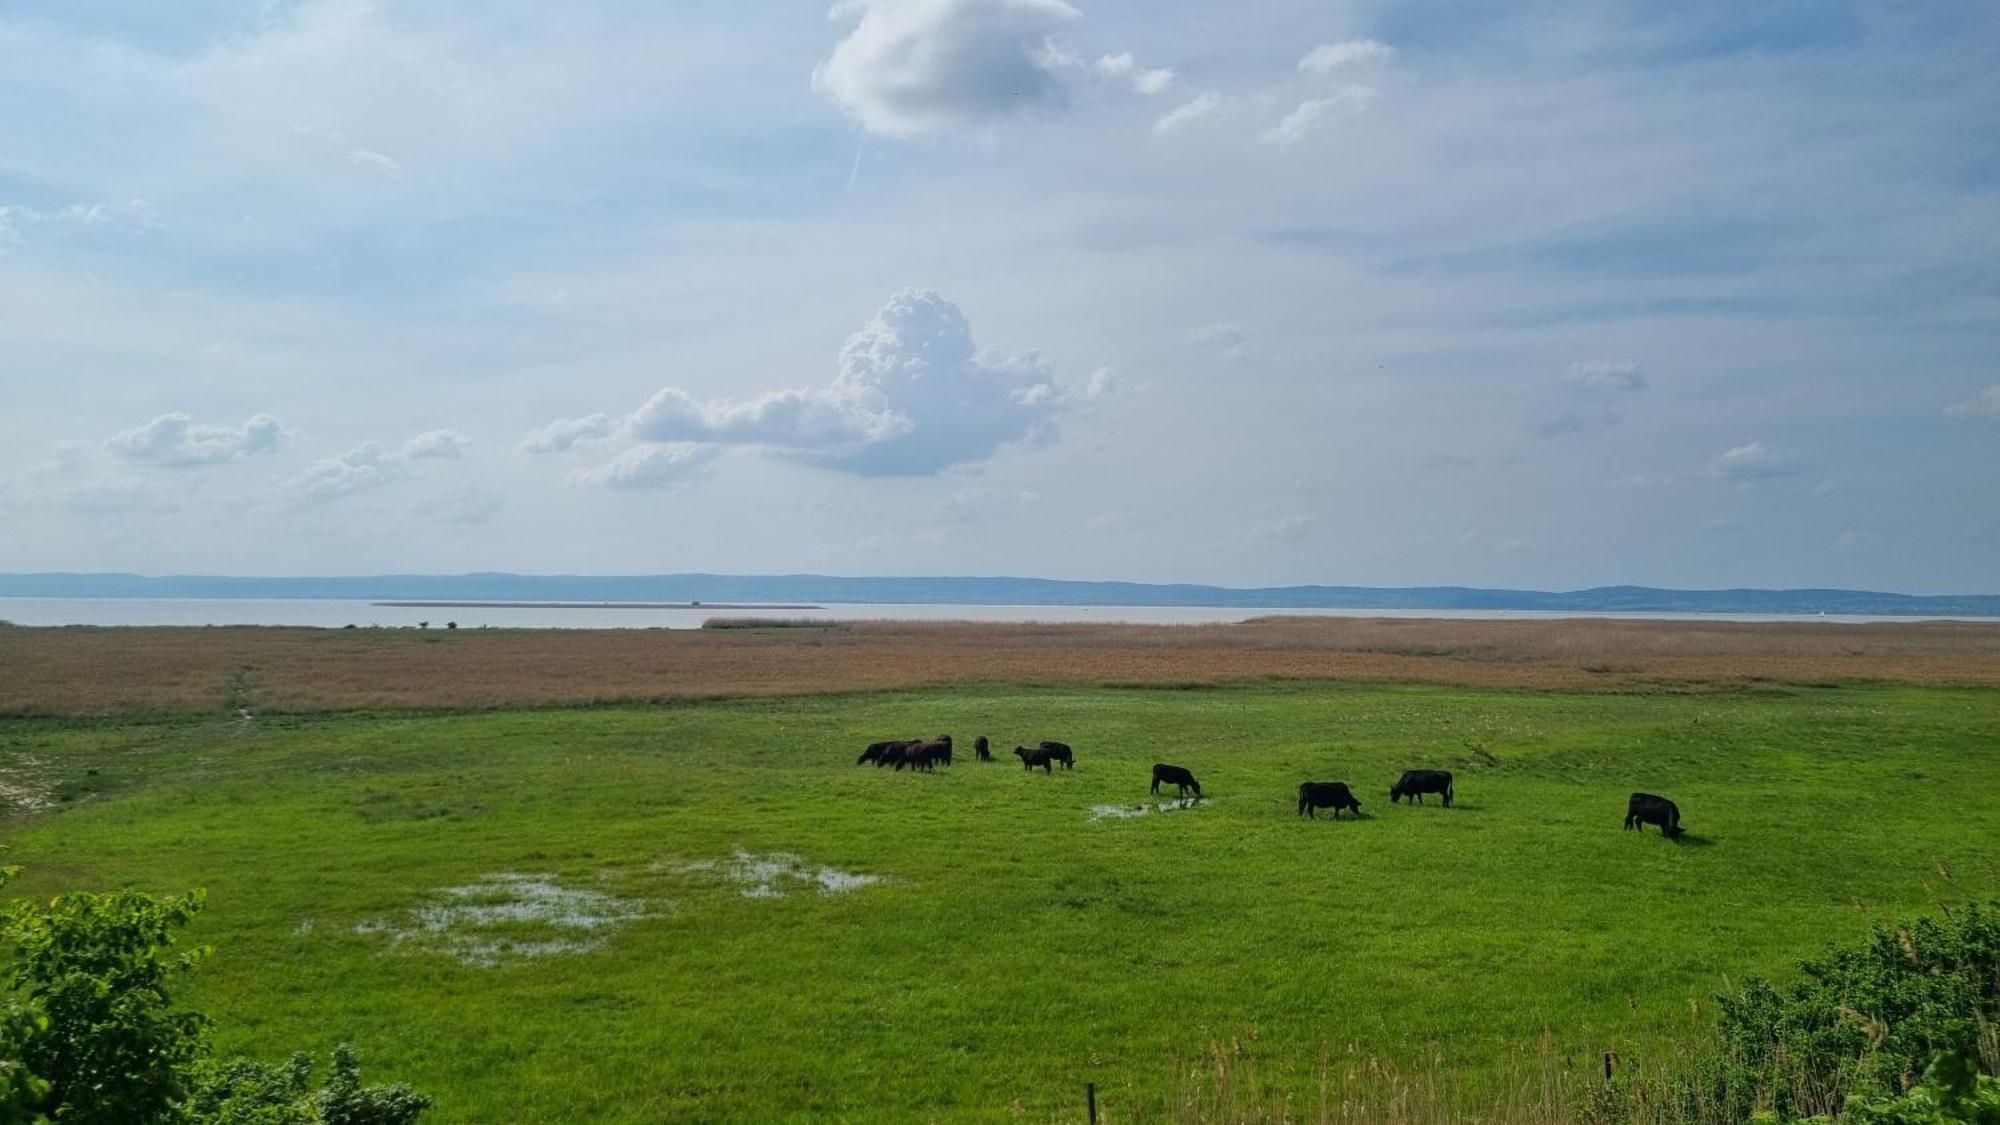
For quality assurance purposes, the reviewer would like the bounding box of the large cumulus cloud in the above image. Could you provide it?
[537,289,1063,482]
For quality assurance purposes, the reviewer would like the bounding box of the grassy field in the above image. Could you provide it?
[4,678,1999,1121]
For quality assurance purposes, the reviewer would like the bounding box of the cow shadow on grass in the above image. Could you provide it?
[1670,832,1717,847]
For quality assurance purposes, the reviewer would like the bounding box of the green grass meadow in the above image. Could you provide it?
[4,682,1999,1121]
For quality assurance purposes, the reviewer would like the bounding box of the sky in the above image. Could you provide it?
[1,0,1996,592]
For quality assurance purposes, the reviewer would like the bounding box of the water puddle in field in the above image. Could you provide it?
[681,849,880,899]
[0,755,54,814]
[1088,798,1208,821]
[353,872,649,967]
[0,781,52,813]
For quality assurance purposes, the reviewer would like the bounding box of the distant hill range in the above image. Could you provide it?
[2,572,1996,617]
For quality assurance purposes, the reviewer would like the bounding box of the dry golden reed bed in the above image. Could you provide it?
[5,615,2000,716]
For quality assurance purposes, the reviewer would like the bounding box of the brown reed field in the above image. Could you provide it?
[4,615,2000,716]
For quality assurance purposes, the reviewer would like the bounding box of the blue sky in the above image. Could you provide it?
[1,0,1995,591]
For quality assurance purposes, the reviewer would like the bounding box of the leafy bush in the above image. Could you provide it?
[1751,1051,2000,1124]
[189,1048,430,1125]
[1658,903,2000,1122]
[1,866,430,1124]
[1,874,208,1124]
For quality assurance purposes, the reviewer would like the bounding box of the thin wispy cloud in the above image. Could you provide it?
[1263,86,1378,144]
[1945,385,2000,421]
[1298,40,1393,74]
[1710,442,1801,483]
[1153,92,1219,135]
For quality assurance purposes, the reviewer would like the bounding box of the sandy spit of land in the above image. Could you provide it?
[4,616,2000,716]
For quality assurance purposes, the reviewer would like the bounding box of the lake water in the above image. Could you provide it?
[0,597,1981,630]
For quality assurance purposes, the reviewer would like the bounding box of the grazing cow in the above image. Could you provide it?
[1014,745,1058,774]
[1390,769,1454,807]
[1150,763,1202,798]
[874,741,919,769]
[858,739,908,766]
[974,736,993,762]
[1037,740,1075,770]
[1624,793,1684,838]
[1297,781,1363,819]
[899,736,952,773]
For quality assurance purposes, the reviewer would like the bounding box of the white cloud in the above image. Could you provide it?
[31,440,95,478]
[419,485,506,525]
[560,289,1063,479]
[1566,359,1647,393]
[629,386,896,449]
[286,428,472,500]
[1153,92,1220,135]
[1945,384,2000,420]
[1710,441,1801,482]
[1833,529,1882,553]
[1093,52,1172,95]
[1190,321,1250,360]
[288,441,402,499]
[106,412,292,467]
[1246,513,1315,541]
[1085,366,1117,397]
[572,444,719,490]
[0,198,154,251]
[400,428,471,459]
[814,0,1083,137]
[940,486,1040,521]
[345,147,406,181]
[1263,86,1378,144]
[1298,40,1394,74]
[57,480,181,516]
[522,413,622,453]
[1524,359,1647,436]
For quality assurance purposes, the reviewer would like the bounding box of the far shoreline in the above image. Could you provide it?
[371,600,824,611]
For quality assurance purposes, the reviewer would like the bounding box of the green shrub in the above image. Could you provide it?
[1,867,431,1125]
[1751,1051,2000,1124]
[189,1048,430,1125]
[1,872,208,1124]
[1661,903,2000,1122]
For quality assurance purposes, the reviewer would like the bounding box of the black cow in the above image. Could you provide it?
[874,740,921,769]
[1625,793,1684,838]
[899,736,952,773]
[973,735,993,761]
[858,738,915,766]
[1037,740,1075,769]
[1014,745,1058,774]
[1390,769,1454,806]
[1150,763,1202,798]
[1297,781,1362,819]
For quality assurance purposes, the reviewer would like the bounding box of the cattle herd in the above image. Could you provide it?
[856,734,1690,838]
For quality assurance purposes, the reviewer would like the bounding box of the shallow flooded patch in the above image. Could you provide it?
[1088,798,1208,821]
[683,849,880,899]
[354,872,649,967]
